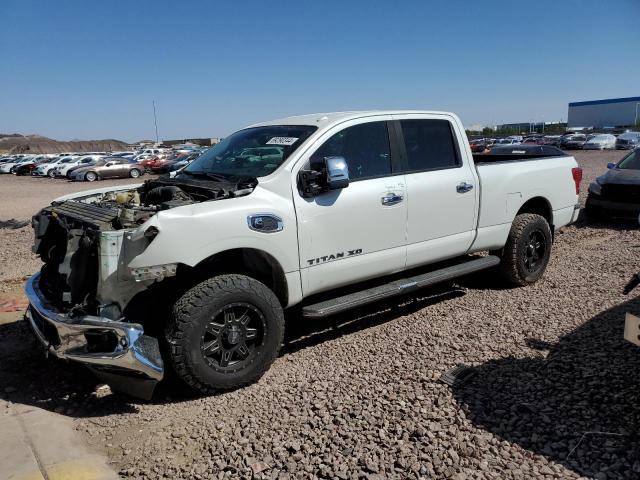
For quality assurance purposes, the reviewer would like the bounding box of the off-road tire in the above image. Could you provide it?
[129,168,141,178]
[85,171,97,182]
[497,213,552,287]
[166,274,284,394]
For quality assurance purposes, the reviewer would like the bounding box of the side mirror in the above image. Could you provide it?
[298,156,350,198]
[325,156,349,190]
[607,162,616,169]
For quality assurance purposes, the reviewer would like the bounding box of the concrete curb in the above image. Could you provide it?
[1,402,117,480]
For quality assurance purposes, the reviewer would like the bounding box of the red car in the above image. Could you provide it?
[138,156,160,171]
[12,156,51,175]
[469,139,489,153]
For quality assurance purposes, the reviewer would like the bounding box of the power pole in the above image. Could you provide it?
[153,100,159,144]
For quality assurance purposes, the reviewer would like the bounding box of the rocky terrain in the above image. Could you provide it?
[0,133,129,154]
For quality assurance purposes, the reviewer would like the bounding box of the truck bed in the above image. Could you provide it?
[469,152,579,253]
[472,153,566,164]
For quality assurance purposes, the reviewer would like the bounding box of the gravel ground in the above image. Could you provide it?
[1,150,639,479]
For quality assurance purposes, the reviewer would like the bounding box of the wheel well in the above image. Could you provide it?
[517,196,553,228]
[185,248,288,306]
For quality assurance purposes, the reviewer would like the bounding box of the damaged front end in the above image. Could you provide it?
[25,176,256,399]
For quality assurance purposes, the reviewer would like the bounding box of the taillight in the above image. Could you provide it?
[571,167,582,195]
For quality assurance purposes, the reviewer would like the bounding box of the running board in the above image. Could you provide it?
[301,255,500,319]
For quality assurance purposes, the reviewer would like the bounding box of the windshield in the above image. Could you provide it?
[185,125,316,179]
[617,150,640,170]
[619,132,640,140]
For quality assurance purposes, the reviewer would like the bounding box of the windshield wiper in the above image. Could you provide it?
[181,170,229,181]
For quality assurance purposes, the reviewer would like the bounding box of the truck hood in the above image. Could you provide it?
[599,168,640,185]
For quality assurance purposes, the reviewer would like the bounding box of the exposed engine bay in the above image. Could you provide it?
[31,176,257,318]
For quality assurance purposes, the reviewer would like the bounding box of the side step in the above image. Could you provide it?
[302,255,500,318]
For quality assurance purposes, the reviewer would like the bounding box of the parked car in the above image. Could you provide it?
[53,155,104,177]
[489,145,565,156]
[469,138,489,153]
[560,134,587,150]
[493,138,521,145]
[522,137,544,145]
[69,157,145,181]
[542,135,561,146]
[25,110,582,399]
[0,156,35,173]
[138,155,161,171]
[583,134,617,150]
[147,153,197,173]
[66,157,102,177]
[12,155,51,175]
[168,152,202,172]
[616,132,640,150]
[586,148,640,219]
[32,156,76,177]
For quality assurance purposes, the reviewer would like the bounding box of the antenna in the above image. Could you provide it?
[153,100,159,143]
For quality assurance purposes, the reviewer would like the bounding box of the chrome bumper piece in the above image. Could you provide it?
[24,273,163,398]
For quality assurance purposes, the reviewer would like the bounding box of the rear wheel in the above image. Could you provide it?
[85,171,97,182]
[496,213,552,286]
[129,168,141,178]
[166,274,284,394]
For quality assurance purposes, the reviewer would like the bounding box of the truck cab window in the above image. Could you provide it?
[400,119,461,172]
[311,121,392,181]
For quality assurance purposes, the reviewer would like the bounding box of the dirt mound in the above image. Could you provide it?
[0,134,129,154]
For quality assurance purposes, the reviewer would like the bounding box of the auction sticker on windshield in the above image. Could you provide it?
[266,137,298,146]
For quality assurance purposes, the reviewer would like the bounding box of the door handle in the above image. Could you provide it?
[381,193,404,206]
[456,182,474,193]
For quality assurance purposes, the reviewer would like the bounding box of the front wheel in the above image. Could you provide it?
[496,213,552,286]
[129,168,141,178]
[166,274,284,394]
[85,171,97,182]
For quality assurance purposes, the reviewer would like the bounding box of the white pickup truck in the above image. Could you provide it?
[25,111,582,398]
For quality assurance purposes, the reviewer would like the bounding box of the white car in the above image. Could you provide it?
[32,156,73,177]
[26,110,581,399]
[583,134,617,150]
[0,156,34,173]
[52,155,104,178]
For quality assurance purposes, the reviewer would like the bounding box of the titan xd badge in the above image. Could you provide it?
[307,249,363,266]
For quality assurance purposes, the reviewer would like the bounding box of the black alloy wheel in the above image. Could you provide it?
[523,230,546,274]
[200,302,265,372]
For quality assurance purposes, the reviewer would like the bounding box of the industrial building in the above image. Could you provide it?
[567,96,640,129]
[495,121,566,134]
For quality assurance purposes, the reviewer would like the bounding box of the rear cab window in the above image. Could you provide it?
[398,119,461,173]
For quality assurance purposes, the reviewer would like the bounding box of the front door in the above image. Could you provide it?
[293,118,407,296]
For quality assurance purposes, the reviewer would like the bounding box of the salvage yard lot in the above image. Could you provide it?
[1,150,639,479]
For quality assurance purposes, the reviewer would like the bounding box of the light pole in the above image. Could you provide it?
[153,100,159,144]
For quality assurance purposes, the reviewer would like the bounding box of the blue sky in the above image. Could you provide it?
[1,0,638,142]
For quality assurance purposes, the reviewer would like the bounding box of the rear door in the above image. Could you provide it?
[292,116,408,296]
[392,114,478,268]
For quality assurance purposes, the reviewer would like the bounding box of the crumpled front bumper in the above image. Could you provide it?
[24,272,164,399]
